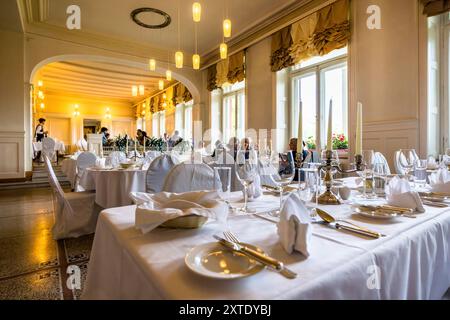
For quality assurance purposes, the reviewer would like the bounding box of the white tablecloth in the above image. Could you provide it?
[33,141,66,154]
[61,158,78,188]
[79,168,147,208]
[83,191,450,300]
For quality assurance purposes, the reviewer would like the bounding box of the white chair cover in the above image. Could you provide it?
[42,137,56,161]
[76,139,88,151]
[75,152,97,191]
[107,151,126,168]
[142,151,161,170]
[163,162,218,193]
[44,156,99,240]
[146,154,180,193]
[374,152,391,175]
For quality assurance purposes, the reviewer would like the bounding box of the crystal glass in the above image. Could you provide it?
[414,159,428,189]
[269,151,296,216]
[235,148,258,214]
[214,167,232,201]
[357,150,376,199]
[298,167,319,203]
[373,162,388,196]
[399,149,418,178]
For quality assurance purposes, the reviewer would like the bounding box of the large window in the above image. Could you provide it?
[152,112,160,138]
[211,81,246,145]
[290,47,348,150]
[159,111,166,137]
[184,102,193,142]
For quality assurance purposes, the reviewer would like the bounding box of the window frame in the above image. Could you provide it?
[289,53,348,150]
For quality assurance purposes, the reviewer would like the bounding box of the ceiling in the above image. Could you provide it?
[44,0,297,55]
[37,60,172,104]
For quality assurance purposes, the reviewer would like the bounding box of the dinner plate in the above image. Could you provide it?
[185,242,265,279]
[354,207,401,220]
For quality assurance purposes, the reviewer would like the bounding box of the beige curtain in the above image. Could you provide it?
[207,65,218,91]
[422,0,450,17]
[290,13,319,64]
[270,26,294,72]
[227,51,245,84]
[216,59,230,88]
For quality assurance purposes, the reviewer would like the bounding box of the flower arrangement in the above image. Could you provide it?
[332,133,349,150]
[147,137,166,151]
[306,136,316,150]
[114,135,129,152]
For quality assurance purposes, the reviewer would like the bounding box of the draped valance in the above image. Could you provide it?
[422,0,450,17]
[172,83,193,105]
[206,50,246,91]
[271,0,350,71]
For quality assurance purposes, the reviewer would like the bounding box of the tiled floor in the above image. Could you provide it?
[0,188,93,300]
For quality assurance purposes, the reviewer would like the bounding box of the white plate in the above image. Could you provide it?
[354,207,401,220]
[185,242,265,279]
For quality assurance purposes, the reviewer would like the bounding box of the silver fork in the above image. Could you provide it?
[223,231,298,279]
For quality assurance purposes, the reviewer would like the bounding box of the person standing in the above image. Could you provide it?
[34,118,48,162]
[100,127,109,146]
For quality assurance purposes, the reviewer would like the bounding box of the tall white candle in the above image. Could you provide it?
[297,101,303,156]
[327,99,333,151]
[126,137,129,154]
[134,139,137,153]
[355,102,363,155]
[143,137,146,153]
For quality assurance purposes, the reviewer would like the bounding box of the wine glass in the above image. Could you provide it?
[399,149,418,181]
[235,148,258,214]
[357,150,376,199]
[268,151,296,217]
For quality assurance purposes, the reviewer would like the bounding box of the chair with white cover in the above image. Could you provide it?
[87,134,103,156]
[43,155,99,240]
[42,137,56,162]
[209,150,243,192]
[106,151,126,168]
[162,162,219,193]
[146,154,180,193]
[374,152,391,175]
[75,152,97,191]
[142,151,161,170]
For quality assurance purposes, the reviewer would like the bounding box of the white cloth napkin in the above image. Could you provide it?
[130,191,229,234]
[386,176,425,213]
[277,193,312,257]
[244,174,262,201]
[429,168,450,193]
[95,158,106,169]
[427,156,438,170]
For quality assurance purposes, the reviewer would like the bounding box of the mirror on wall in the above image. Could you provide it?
[83,119,101,136]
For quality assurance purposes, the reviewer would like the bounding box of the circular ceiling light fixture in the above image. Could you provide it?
[131,8,172,29]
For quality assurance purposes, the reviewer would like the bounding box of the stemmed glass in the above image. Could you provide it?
[357,150,376,199]
[373,162,388,196]
[268,151,296,217]
[214,167,232,202]
[399,149,418,182]
[235,148,258,214]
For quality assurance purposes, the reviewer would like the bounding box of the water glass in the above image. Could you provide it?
[414,159,428,189]
[298,168,319,203]
[235,149,258,213]
[373,163,388,195]
[214,167,232,201]
[357,150,376,199]
[269,151,296,216]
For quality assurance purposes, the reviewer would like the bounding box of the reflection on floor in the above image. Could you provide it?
[0,188,92,300]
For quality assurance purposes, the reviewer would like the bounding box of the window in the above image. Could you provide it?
[290,48,348,150]
[184,102,193,142]
[159,111,166,137]
[211,80,246,145]
[175,104,184,136]
[152,113,159,138]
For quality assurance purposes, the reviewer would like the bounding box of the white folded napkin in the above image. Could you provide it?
[130,191,228,234]
[244,174,262,201]
[429,168,450,193]
[95,158,106,169]
[386,176,425,213]
[427,156,438,170]
[277,193,312,257]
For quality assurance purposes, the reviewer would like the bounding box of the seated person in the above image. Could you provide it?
[100,127,109,146]
[227,137,240,160]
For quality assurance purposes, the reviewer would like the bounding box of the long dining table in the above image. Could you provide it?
[82,184,450,300]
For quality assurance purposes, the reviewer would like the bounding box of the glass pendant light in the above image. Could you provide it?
[175,51,183,69]
[132,85,138,97]
[223,19,232,38]
[139,85,145,96]
[149,59,156,71]
[220,43,228,59]
[193,2,201,22]
[193,54,200,70]
[166,70,172,81]
[159,80,164,90]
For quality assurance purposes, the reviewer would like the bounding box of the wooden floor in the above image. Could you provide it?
[0,187,92,300]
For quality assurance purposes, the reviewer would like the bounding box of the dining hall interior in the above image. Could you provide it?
[0,0,449,301]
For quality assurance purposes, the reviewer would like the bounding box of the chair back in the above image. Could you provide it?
[146,154,180,193]
[374,152,391,175]
[163,162,218,193]
[42,137,56,159]
[76,139,88,151]
[87,134,103,156]
[43,155,65,201]
[76,152,97,173]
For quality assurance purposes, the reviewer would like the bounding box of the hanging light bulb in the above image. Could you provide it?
[38,91,44,99]
[223,19,232,38]
[192,2,201,22]
[175,51,183,69]
[158,80,164,90]
[149,59,156,71]
[163,93,167,100]
[139,85,145,96]
[38,80,43,87]
[193,54,200,70]
[74,104,80,117]
[220,43,228,59]
[40,103,45,110]
[132,86,138,97]
[166,70,172,81]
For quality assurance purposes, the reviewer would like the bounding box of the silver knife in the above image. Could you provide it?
[213,235,297,279]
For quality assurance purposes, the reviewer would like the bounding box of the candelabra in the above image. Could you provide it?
[316,151,364,205]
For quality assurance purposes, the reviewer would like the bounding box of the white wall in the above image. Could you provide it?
[0,29,25,179]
